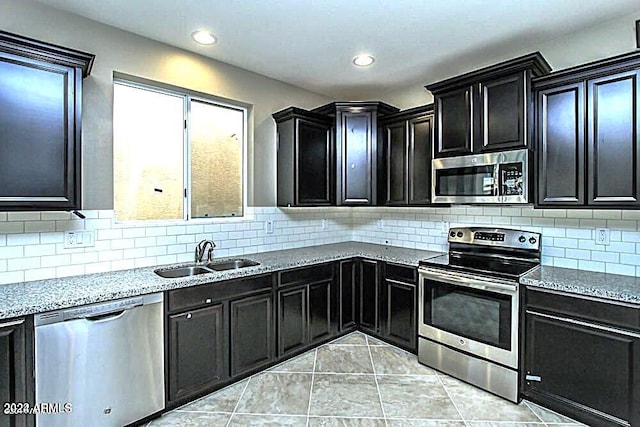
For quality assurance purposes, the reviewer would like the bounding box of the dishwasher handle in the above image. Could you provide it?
[85,310,127,322]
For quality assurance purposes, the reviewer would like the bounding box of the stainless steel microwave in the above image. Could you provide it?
[431,149,529,204]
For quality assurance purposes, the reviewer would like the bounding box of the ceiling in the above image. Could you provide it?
[35,0,640,99]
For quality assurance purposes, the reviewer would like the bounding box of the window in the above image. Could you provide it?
[113,79,245,221]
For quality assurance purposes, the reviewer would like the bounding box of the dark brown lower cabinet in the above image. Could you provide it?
[278,280,333,357]
[278,286,308,356]
[308,281,332,343]
[167,304,228,403]
[339,260,357,331]
[381,278,416,352]
[524,290,640,427]
[230,292,274,377]
[0,317,33,427]
[359,260,379,334]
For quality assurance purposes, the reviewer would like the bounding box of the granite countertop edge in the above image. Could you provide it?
[0,242,443,320]
[521,265,640,305]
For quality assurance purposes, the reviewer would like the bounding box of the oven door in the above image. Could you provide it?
[431,153,499,204]
[418,267,519,368]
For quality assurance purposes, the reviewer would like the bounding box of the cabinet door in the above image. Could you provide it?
[479,72,527,151]
[587,70,640,207]
[434,87,473,157]
[230,292,274,377]
[168,304,227,403]
[0,53,80,210]
[408,115,433,205]
[525,311,640,426]
[339,260,357,331]
[0,318,32,427]
[308,281,332,343]
[359,260,379,332]
[383,280,417,352]
[339,111,375,204]
[297,118,333,205]
[278,286,308,356]
[536,83,585,206]
[382,121,408,205]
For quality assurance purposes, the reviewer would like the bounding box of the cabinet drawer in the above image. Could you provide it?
[168,274,273,313]
[526,288,640,332]
[384,263,416,283]
[278,263,334,287]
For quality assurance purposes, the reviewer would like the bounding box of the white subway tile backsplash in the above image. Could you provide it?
[8,212,40,221]
[0,222,25,234]
[0,205,639,285]
[7,233,39,246]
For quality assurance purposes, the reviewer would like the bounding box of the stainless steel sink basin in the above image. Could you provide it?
[154,258,260,278]
[206,259,260,271]
[154,266,211,278]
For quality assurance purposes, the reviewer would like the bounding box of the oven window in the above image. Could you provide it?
[435,165,495,196]
[424,280,512,350]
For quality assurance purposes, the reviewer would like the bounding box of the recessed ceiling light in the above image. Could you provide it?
[191,31,217,45]
[353,55,375,67]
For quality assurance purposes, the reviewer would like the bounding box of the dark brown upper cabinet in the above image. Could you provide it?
[273,108,334,207]
[313,102,399,205]
[378,105,434,205]
[0,31,94,211]
[426,52,551,158]
[534,51,640,208]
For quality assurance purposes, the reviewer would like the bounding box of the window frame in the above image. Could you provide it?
[112,75,249,223]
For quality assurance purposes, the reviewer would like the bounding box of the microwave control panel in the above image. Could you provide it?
[500,163,524,196]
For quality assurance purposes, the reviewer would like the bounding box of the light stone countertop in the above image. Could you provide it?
[521,265,640,305]
[0,242,443,320]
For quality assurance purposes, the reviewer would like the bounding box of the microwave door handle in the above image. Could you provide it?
[493,164,499,197]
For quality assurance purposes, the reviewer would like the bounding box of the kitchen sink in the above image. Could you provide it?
[154,266,212,278]
[154,259,260,278]
[206,259,260,271]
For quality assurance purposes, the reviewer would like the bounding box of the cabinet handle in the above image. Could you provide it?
[186,313,192,319]
[0,318,25,328]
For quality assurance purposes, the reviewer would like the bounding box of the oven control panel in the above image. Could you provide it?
[448,227,541,250]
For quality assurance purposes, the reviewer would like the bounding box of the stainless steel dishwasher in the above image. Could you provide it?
[34,293,164,427]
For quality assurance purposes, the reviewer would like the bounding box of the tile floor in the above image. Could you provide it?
[147,332,582,427]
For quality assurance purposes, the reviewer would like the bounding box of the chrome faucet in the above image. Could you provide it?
[195,240,216,263]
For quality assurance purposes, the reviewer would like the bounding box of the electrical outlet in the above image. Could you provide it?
[64,231,95,248]
[321,218,328,230]
[595,228,610,245]
[377,218,384,229]
[265,220,274,234]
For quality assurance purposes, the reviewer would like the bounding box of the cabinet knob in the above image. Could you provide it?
[351,163,356,169]
[186,313,192,319]
[205,298,212,304]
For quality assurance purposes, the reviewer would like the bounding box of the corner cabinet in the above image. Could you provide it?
[427,52,551,158]
[378,105,434,205]
[524,288,640,427]
[0,31,94,211]
[273,108,334,207]
[535,51,640,208]
[313,102,399,205]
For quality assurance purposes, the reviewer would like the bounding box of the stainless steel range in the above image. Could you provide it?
[418,227,541,402]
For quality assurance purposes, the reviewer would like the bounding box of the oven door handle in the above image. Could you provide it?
[419,268,517,294]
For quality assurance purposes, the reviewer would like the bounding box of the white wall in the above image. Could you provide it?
[380,11,640,109]
[0,0,333,208]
